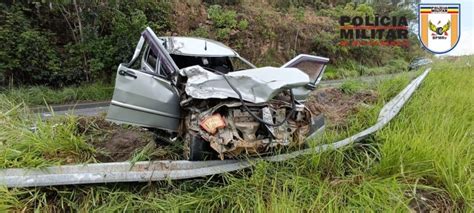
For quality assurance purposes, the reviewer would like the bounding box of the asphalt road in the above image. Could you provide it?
[31,101,110,119]
[38,105,109,118]
[33,72,419,118]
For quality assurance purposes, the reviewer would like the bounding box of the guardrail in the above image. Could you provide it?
[0,69,430,188]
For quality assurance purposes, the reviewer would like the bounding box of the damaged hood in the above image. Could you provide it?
[180,66,310,103]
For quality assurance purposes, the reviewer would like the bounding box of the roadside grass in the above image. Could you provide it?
[0,83,113,106]
[373,61,473,209]
[0,57,472,211]
[0,95,97,168]
[339,80,366,94]
[323,58,411,80]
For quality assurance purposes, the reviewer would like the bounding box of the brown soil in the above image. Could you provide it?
[77,116,155,162]
[305,87,378,127]
[407,189,454,212]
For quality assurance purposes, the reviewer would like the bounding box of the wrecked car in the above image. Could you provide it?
[408,57,432,70]
[106,27,329,160]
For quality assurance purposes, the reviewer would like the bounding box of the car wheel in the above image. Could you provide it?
[299,141,310,149]
[185,134,216,161]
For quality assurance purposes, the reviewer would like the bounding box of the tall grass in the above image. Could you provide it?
[0,95,97,168]
[0,83,113,106]
[373,61,473,209]
[0,57,472,211]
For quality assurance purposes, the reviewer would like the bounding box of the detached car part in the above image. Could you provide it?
[106,27,329,160]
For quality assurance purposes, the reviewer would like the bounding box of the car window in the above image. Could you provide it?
[143,46,172,78]
[230,57,253,71]
[145,47,158,72]
[289,60,325,82]
[130,43,149,70]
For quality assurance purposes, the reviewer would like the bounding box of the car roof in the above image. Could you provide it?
[159,36,237,57]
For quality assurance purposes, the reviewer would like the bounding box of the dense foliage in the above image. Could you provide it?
[0,0,172,87]
[0,0,425,87]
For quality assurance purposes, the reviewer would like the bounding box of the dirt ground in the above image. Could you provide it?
[77,117,156,162]
[407,189,454,212]
[305,87,378,128]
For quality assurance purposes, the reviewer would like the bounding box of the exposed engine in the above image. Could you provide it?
[182,97,313,159]
[176,64,324,160]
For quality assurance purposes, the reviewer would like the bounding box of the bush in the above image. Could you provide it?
[208,5,238,29]
[0,1,172,88]
[189,27,210,37]
[322,65,338,80]
[0,6,62,86]
[207,5,248,40]
[272,0,324,11]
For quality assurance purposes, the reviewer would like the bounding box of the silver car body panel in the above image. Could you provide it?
[106,28,181,131]
[160,36,237,57]
[180,65,310,103]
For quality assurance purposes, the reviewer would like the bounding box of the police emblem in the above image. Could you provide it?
[419,4,460,54]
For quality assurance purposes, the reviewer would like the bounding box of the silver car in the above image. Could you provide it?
[106,27,329,160]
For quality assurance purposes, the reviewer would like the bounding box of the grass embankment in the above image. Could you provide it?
[0,83,113,106]
[0,58,472,211]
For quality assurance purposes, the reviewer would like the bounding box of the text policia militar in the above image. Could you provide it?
[339,15,409,47]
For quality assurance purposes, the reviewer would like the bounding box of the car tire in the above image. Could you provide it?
[186,135,216,161]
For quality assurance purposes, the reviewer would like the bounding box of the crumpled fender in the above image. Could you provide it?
[179,65,310,103]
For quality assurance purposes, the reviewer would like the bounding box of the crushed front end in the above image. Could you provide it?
[178,66,319,160]
[183,100,313,159]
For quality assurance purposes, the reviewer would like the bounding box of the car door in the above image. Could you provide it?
[106,28,181,132]
[281,54,329,101]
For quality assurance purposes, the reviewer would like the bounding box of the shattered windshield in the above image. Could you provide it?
[229,56,254,71]
[171,54,254,73]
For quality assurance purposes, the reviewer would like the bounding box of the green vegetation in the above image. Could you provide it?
[1,57,471,211]
[208,5,249,39]
[0,0,172,87]
[0,0,425,88]
[1,83,113,106]
[0,96,96,169]
[324,58,410,80]
[339,80,366,94]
